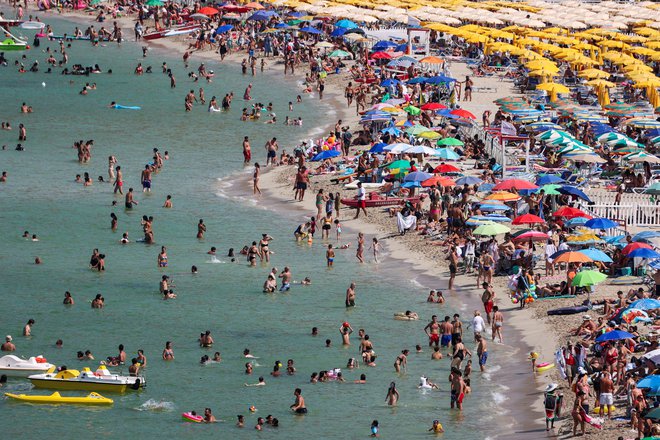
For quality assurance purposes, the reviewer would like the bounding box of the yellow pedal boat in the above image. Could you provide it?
[5,391,114,405]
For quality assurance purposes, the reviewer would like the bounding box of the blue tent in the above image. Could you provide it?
[299,26,322,34]
[335,19,358,29]
[331,28,347,37]
[312,150,341,161]
[215,24,234,34]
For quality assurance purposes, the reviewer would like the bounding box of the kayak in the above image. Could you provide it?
[5,391,114,405]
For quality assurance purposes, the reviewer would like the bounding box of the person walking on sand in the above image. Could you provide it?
[353,182,368,219]
[492,306,504,343]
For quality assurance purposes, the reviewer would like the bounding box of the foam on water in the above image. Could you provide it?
[135,399,175,412]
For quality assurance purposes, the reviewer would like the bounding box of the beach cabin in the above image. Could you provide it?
[407,28,429,56]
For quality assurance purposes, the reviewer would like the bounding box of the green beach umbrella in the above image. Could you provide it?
[613,146,644,154]
[405,125,429,136]
[650,135,660,145]
[571,270,608,287]
[437,137,464,147]
[90,0,103,4]
[403,105,421,115]
[541,184,562,195]
[644,182,660,195]
[145,0,163,6]
[328,50,351,58]
[473,222,511,236]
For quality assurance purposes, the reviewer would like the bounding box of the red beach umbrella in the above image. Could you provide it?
[450,109,476,119]
[553,206,590,219]
[512,231,550,242]
[371,52,392,60]
[432,163,461,173]
[492,179,538,191]
[421,176,456,187]
[421,102,448,111]
[622,242,653,255]
[198,6,219,15]
[512,214,545,225]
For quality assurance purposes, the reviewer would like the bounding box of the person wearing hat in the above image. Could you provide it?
[1,336,15,352]
[543,383,562,431]
[574,315,596,339]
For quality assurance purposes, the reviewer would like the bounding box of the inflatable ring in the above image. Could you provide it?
[536,363,555,373]
[182,412,203,423]
[592,406,615,414]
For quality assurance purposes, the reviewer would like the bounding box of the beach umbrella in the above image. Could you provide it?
[372,40,397,51]
[215,24,234,34]
[450,109,476,120]
[541,184,562,195]
[435,148,460,160]
[419,56,444,64]
[645,406,660,420]
[595,330,635,343]
[565,217,590,227]
[385,159,410,171]
[565,154,607,163]
[480,203,512,212]
[622,242,653,255]
[578,248,613,263]
[512,214,545,225]
[638,375,660,388]
[424,75,456,84]
[553,206,588,219]
[493,179,538,191]
[383,143,413,154]
[380,79,401,88]
[485,192,519,202]
[329,50,351,58]
[417,131,441,140]
[190,13,210,20]
[557,186,592,202]
[145,0,163,5]
[335,19,358,29]
[401,181,421,189]
[198,6,219,15]
[311,150,340,161]
[403,145,439,155]
[633,231,660,241]
[421,103,447,111]
[629,298,660,310]
[628,248,660,259]
[584,218,618,230]
[644,183,660,195]
[368,143,387,153]
[554,252,593,264]
[404,125,428,136]
[456,176,483,186]
[536,174,564,186]
[403,105,421,115]
[437,137,464,147]
[371,52,392,60]
[403,171,433,183]
[433,164,461,174]
[642,351,660,366]
[512,231,550,242]
[421,175,455,187]
[526,122,562,130]
[473,223,511,236]
[299,26,322,34]
[330,28,347,37]
[571,270,608,287]
[380,126,400,136]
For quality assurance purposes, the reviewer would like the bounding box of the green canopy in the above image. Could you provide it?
[403,105,420,115]
[437,137,464,146]
[571,270,608,287]
[145,0,163,6]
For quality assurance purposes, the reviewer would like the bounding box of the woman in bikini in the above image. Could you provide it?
[393,350,409,373]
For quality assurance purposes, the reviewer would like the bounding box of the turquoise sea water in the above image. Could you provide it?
[0,12,530,439]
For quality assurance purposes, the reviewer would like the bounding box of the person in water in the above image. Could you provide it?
[290,388,307,414]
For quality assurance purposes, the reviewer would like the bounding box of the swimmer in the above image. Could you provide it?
[163,195,173,208]
[243,348,258,359]
[245,376,266,387]
[394,350,409,373]
[429,420,444,433]
[340,322,354,345]
[418,376,439,389]
[370,420,379,437]
[354,373,367,384]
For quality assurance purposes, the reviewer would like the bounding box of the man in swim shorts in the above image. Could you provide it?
[440,316,453,349]
[599,371,614,419]
[141,165,152,192]
[278,266,291,292]
[476,334,488,372]
[424,315,441,349]
[450,369,466,410]
[290,388,307,414]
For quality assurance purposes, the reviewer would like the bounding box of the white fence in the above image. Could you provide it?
[584,191,656,206]
[578,203,660,228]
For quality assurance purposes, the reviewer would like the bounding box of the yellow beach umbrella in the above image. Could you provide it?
[417,131,441,140]
[623,64,653,73]
[586,79,616,88]
[536,82,570,102]
[578,69,610,79]
[525,59,557,70]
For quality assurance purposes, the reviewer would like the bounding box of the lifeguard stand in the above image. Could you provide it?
[407,28,429,56]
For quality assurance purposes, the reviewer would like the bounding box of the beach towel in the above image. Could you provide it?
[396,212,416,234]
[555,349,567,380]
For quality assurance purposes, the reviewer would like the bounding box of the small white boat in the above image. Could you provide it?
[0,355,55,377]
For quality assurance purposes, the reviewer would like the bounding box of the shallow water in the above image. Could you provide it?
[0,12,528,438]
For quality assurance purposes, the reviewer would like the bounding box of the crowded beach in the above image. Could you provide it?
[2,0,660,438]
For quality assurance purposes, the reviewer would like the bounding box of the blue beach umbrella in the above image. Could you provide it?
[436,148,460,160]
[381,126,401,136]
[633,231,660,241]
[248,10,278,21]
[402,181,422,188]
[311,150,340,161]
[480,203,512,212]
[456,176,483,185]
[536,174,564,186]
[584,218,618,230]
[565,217,590,227]
[605,234,626,244]
[403,171,433,182]
[331,28,347,37]
[558,186,592,202]
[372,40,397,51]
[368,143,387,153]
[424,75,456,84]
[595,330,635,343]
[630,299,660,310]
[299,26,322,34]
[274,23,289,29]
[628,248,660,259]
[215,24,234,34]
[407,77,426,84]
[335,19,358,29]
[578,248,613,263]
[380,79,400,87]
[637,375,660,389]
